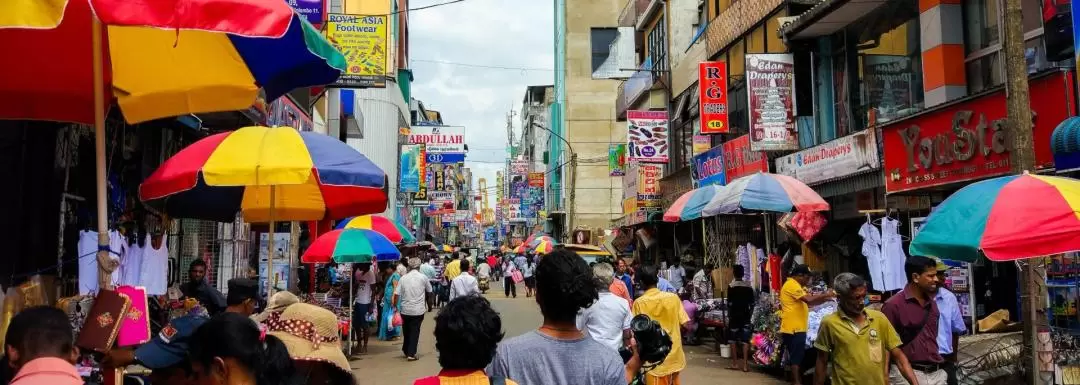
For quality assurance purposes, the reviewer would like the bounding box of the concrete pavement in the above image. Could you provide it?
[350,283,785,385]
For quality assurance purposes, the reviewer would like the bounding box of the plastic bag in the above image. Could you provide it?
[392,312,403,327]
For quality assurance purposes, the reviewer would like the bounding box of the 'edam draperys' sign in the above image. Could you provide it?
[882,71,1074,193]
[746,54,798,151]
[698,61,729,134]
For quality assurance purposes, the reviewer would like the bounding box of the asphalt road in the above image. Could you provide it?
[349,281,786,385]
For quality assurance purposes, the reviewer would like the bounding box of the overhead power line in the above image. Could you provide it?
[343,0,464,17]
[410,59,555,72]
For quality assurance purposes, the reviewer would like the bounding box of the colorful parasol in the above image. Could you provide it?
[527,235,555,247]
[301,229,401,264]
[336,215,416,244]
[534,239,555,254]
[139,126,387,223]
[663,184,723,222]
[513,244,527,254]
[701,173,829,216]
[0,0,345,124]
[910,173,1080,262]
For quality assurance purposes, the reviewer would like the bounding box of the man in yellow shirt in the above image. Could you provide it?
[443,254,463,282]
[780,264,835,385]
[632,265,690,385]
[814,273,919,385]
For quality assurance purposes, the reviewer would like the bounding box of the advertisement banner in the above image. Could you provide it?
[775,129,880,185]
[722,134,769,182]
[286,0,324,26]
[427,191,455,215]
[627,110,670,163]
[608,144,626,176]
[746,54,798,151]
[266,96,313,131]
[622,197,637,215]
[883,71,1074,193]
[636,164,662,208]
[692,135,711,156]
[408,126,465,153]
[698,61,730,134]
[425,152,466,164]
[508,198,525,222]
[528,172,545,187]
[863,56,915,123]
[692,145,726,187]
[399,144,423,192]
[622,162,639,200]
[326,14,388,88]
[510,160,530,175]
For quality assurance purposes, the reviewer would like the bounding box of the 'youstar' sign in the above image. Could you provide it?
[408,126,465,153]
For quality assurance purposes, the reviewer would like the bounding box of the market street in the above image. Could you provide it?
[348,283,785,385]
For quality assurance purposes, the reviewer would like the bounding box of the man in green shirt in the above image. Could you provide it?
[814,273,920,385]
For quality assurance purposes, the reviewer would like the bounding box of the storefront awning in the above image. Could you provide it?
[1052,116,1080,173]
[781,0,888,40]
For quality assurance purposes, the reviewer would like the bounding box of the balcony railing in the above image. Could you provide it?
[618,0,652,27]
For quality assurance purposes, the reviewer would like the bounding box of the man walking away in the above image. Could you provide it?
[668,258,686,294]
[5,306,82,385]
[449,259,481,301]
[931,258,967,385]
[576,263,632,352]
[396,257,433,361]
[420,258,437,312]
[414,296,518,384]
[726,264,755,372]
[353,263,378,353]
[780,264,835,385]
[502,257,518,298]
[633,265,691,385]
[883,256,947,385]
[813,273,919,385]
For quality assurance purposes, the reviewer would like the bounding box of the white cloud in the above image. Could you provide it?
[409,0,554,200]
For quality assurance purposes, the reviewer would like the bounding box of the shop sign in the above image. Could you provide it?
[266,96,313,131]
[627,110,670,163]
[622,196,637,215]
[410,186,428,205]
[608,144,627,176]
[637,164,663,208]
[746,54,798,151]
[508,198,525,222]
[510,160,530,175]
[692,135,711,156]
[326,14,388,88]
[286,0,324,26]
[692,145,726,187]
[623,162,639,200]
[527,172,545,187]
[882,71,1074,193]
[775,129,880,185]
[698,61,730,134]
[722,134,769,182]
[863,56,916,123]
[399,144,423,193]
[408,125,465,153]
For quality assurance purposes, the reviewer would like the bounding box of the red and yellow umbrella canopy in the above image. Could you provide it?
[336,215,416,244]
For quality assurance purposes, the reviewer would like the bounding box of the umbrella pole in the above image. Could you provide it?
[267,186,277,297]
[92,16,113,291]
[348,270,353,357]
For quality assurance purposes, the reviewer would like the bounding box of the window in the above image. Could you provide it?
[590,28,619,74]
[852,0,924,128]
[962,0,1047,93]
[647,16,668,72]
[727,39,748,134]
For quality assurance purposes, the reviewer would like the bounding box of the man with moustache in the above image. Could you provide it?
[883,256,947,385]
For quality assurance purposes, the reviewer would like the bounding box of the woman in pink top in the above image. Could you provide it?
[6,307,82,385]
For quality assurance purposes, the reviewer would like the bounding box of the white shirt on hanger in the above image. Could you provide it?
[858,221,887,291]
[121,243,143,287]
[881,217,908,291]
[139,234,169,295]
[78,230,124,295]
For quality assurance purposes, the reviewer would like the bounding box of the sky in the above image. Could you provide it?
[408,0,554,203]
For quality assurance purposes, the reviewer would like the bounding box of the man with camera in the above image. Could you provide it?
[631,265,690,385]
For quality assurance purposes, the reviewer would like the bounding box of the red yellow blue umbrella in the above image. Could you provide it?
[301,229,401,264]
[336,215,416,244]
[534,239,555,254]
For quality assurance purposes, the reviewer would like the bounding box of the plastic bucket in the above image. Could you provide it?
[720,344,732,358]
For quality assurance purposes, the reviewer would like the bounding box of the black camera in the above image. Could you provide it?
[618,314,672,365]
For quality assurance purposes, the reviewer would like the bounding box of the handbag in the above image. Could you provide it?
[116,286,151,347]
[511,271,524,284]
[76,289,131,353]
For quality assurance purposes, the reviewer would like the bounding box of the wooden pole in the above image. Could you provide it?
[92,16,116,291]
[267,186,277,296]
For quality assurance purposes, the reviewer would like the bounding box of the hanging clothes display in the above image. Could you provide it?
[121,242,143,287]
[139,234,169,296]
[858,218,888,291]
[880,217,908,290]
[77,230,126,295]
[767,252,782,292]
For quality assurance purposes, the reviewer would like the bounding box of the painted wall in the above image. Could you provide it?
[346,83,409,215]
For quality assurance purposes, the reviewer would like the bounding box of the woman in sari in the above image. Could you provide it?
[378,263,402,341]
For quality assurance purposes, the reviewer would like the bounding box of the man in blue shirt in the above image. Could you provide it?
[933,258,968,385]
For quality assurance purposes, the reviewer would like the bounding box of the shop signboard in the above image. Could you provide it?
[527,172,545,187]
[636,164,662,208]
[286,0,324,26]
[427,191,455,215]
[410,186,428,205]
[691,145,726,187]
[608,144,626,176]
[623,162,639,200]
[326,14,388,88]
[622,196,637,215]
[863,55,916,123]
[510,160,530,176]
[882,71,1074,193]
[722,134,769,182]
[746,54,798,151]
[692,135,711,156]
[408,125,465,154]
[399,144,423,192]
[266,95,313,131]
[508,198,525,222]
[775,128,880,185]
[698,61,730,134]
[627,110,670,163]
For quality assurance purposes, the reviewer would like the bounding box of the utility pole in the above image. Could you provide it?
[1002,0,1046,382]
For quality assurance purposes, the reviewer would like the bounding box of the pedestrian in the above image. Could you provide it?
[657,273,679,294]
[397,257,433,361]
[5,306,81,385]
[931,258,967,385]
[813,273,919,385]
[443,255,463,282]
[522,256,536,297]
[487,253,500,282]
[349,263,377,353]
[487,249,627,385]
[251,291,300,324]
[883,256,947,385]
[668,258,686,293]
[104,315,207,385]
[188,312,295,385]
[726,264,755,372]
[414,295,518,385]
[224,278,260,317]
[576,262,632,352]
[633,265,691,385]
[379,263,403,341]
[477,257,492,281]
[688,263,714,301]
[514,253,527,272]
[609,272,633,307]
[780,265,835,385]
[433,257,448,309]
[449,259,481,301]
[181,259,226,315]
[502,257,518,298]
[615,259,635,298]
[267,303,356,385]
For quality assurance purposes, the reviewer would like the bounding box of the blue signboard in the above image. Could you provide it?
[691,145,726,187]
[286,0,324,25]
[426,152,466,164]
